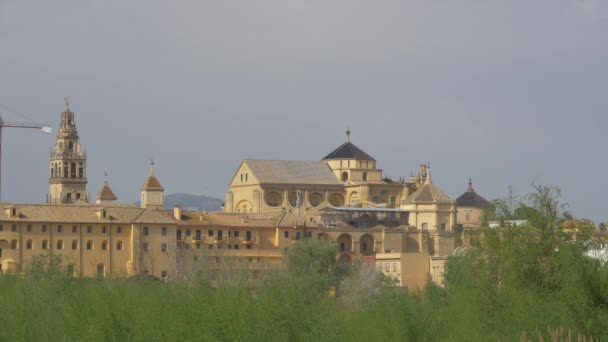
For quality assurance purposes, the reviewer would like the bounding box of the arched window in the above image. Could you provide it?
[97,264,105,278]
[56,240,63,250]
[26,239,33,250]
[116,241,123,251]
[362,172,368,181]
[66,264,75,278]
[341,172,349,181]
[102,240,108,251]
[349,192,360,205]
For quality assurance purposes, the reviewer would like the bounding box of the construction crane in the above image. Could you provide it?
[0,113,52,202]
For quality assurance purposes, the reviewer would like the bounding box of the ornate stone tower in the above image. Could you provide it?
[47,98,89,203]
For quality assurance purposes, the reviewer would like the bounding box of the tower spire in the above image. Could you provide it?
[149,159,155,176]
[64,97,70,111]
[467,178,474,192]
[346,125,351,142]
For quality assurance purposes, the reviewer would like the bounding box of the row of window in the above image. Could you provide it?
[378,262,398,273]
[0,224,126,234]
[143,227,168,236]
[176,229,253,241]
[180,244,252,251]
[1,225,173,236]
[8,239,125,251]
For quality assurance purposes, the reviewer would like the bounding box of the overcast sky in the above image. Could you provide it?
[1,0,607,222]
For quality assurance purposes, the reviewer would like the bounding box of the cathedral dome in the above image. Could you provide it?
[455,179,491,208]
[322,128,375,161]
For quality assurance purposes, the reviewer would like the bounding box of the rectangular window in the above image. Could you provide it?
[246,231,252,241]
[196,230,201,240]
[143,243,149,252]
[296,232,301,240]
[11,224,17,232]
[233,245,239,250]
[27,225,32,233]
[87,241,93,250]
[72,241,78,250]
[102,226,107,234]
[43,225,47,233]
[208,230,213,237]
[161,243,167,252]
[284,231,289,239]
[117,226,122,234]
[72,226,77,233]
[161,227,167,237]
[143,226,149,236]
[0,225,3,231]
[87,226,91,234]
[246,245,252,250]
[307,231,312,238]
[177,230,182,240]
[218,230,223,239]
[57,225,62,233]
[186,229,191,237]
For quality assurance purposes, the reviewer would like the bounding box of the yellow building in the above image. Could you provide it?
[0,103,471,289]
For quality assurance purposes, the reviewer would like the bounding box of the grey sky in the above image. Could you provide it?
[1,0,607,222]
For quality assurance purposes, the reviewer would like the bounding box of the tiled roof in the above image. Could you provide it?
[0,203,175,224]
[175,210,320,229]
[455,191,492,208]
[96,182,117,201]
[403,183,452,204]
[322,142,375,161]
[245,160,342,186]
[141,175,163,191]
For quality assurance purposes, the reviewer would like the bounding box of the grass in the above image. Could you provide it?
[0,235,606,341]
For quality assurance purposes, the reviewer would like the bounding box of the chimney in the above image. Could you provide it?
[173,206,182,221]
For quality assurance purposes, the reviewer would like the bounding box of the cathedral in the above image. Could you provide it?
[0,100,493,289]
[225,129,458,234]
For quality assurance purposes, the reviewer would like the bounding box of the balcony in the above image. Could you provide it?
[49,152,86,160]
[214,236,229,244]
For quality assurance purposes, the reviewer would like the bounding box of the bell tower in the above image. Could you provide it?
[47,98,89,203]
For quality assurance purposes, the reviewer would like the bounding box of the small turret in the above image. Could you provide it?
[96,172,117,204]
[140,162,164,210]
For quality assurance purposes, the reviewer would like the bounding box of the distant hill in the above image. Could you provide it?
[135,193,224,211]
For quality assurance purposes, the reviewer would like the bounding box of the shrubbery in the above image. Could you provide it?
[0,185,606,341]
